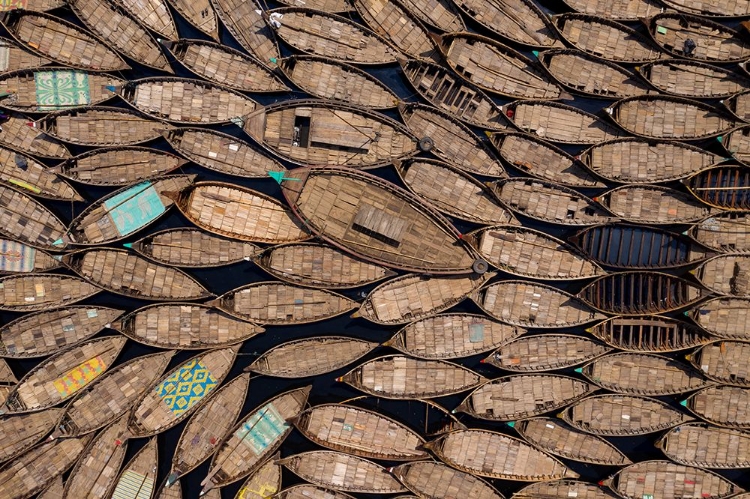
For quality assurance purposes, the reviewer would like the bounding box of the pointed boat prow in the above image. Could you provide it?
[160,190,180,202]
[165,471,180,487]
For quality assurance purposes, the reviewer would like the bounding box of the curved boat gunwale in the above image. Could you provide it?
[597,183,715,224]
[683,164,750,211]
[686,339,750,386]
[687,211,750,253]
[586,314,713,353]
[0,272,102,312]
[0,184,69,251]
[682,385,750,429]
[656,422,750,469]
[0,145,82,201]
[165,0,220,40]
[483,333,612,371]
[636,60,750,100]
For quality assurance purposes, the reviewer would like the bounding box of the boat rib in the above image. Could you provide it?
[451,0,560,47]
[658,422,750,469]
[638,60,750,99]
[690,296,750,339]
[685,165,750,210]
[587,315,713,352]
[483,334,611,372]
[0,185,67,250]
[687,340,750,386]
[0,273,101,312]
[693,254,750,296]
[688,212,750,253]
[596,184,714,224]
[0,238,59,274]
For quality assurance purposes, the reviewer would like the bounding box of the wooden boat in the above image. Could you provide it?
[67,0,172,73]
[596,184,714,224]
[293,403,427,461]
[685,165,750,210]
[166,374,250,487]
[606,95,738,140]
[0,145,80,201]
[396,0,463,32]
[246,336,377,378]
[561,394,688,435]
[645,13,750,63]
[513,480,620,499]
[0,305,122,358]
[455,374,594,421]
[0,434,91,499]
[129,346,239,438]
[240,99,417,168]
[465,225,605,280]
[489,132,604,187]
[0,10,129,71]
[602,461,740,499]
[451,0,559,47]
[0,335,125,414]
[253,242,395,289]
[166,0,219,39]
[128,228,260,268]
[232,457,282,499]
[0,273,101,312]
[483,334,611,371]
[687,340,750,386]
[587,315,712,352]
[338,355,485,399]
[0,408,64,463]
[36,475,63,499]
[269,8,399,65]
[274,165,481,274]
[201,386,311,494]
[487,177,612,226]
[553,14,663,63]
[398,103,507,177]
[690,296,750,339]
[209,282,356,325]
[278,450,406,494]
[471,280,606,328]
[580,137,724,184]
[0,238,60,274]
[53,146,186,186]
[354,272,494,325]
[209,0,279,65]
[688,212,750,253]
[683,385,750,428]
[113,0,177,39]
[0,112,70,159]
[537,49,652,99]
[52,351,173,439]
[638,60,750,99]
[0,360,15,407]
[278,55,397,108]
[390,461,505,499]
[273,485,355,499]
[115,77,257,125]
[110,438,158,499]
[658,422,750,469]
[162,39,287,93]
[433,33,567,100]
[64,175,195,246]
[62,248,213,301]
[501,101,624,145]
[693,254,750,296]
[425,429,577,481]
[721,127,750,168]
[723,90,750,122]
[660,0,750,16]
[398,58,509,131]
[513,417,632,466]
[0,186,67,250]
[385,313,522,360]
[0,36,51,75]
[111,303,263,350]
[275,0,351,11]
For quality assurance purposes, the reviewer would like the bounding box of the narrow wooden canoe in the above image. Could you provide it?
[52,350,173,438]
[0,305,123,358]
[472,280,606,328]
[596,184,715,224]
[397,0,463,32]
[0,273,101,312]
[165,181,310,244]
[385,313,523,360]
[128,228,260,268]
[580,138,724,184]
[690,296,750,339]
[62,248,213,301]
[693,254,750,296]
[434,32,567,100]
[232,456,282,499]
[253,242,395,289]
[687,340,750,386]
[455,374,595,421]
[167,373,250,487]
[538,49,652,99]
[278,450,407,494]
[683,385,750,428]
[451,0,559,47]
[166,0,219,39]
[201,386,311,494]
[110,438,158,499]
[425,429,577,481]
[278,55,397,108]
[587,315,713,352]
[0,335,126,414]
[685,165,750,210]
[658,422,750,469]
[354,272,494,325]
[398,58,509,131]
[209,0,279,65]
[210,282,356,325]
[0,238,60,274]
[0,10,129,71]
[602,461,740,499]
[0,36,50,75]
[638,60,750,99]
[246,336,377,378]
[0,111,70,158]
[553,14,663,63]
[293,403,427,461]
[112,0,177,39]
[391,461,505,499]
[0,145,80,201]
[688,212,750,253]
[465,225,605,280]
[561,394,688,435]
[338,355,484,399]
[274,165,481,274]
[129,345,239,438]
[723,90,750,122]
[659,0,750,16]
[0,185,67,250]
[513,417,632,466]
[487,177,613,226]
[163,39,287,93]
[645,13,750,63]
[53,146,186,186]
[65,175,195,246]
[0,408,64,463]
[513,480,619,499]
[606,95,738,140]
[483,334,611,371]
[269,7,399,65]
[241,99,417,168]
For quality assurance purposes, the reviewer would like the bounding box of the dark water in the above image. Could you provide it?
[1,1,749,498]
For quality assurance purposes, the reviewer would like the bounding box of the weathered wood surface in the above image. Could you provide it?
[685,165,750,210]
[0,112,70,158]
[210,0,279,64]
[112,0,177,40]
[658,422,750,469]
[396,0,464,32]
[0,408,64,463]
[0,36,51,75]
[690,296,750,339]
[0,273,101,312]
[451,0,560,47]
[587,315,713,352]
[166,0,219,39]
[638,60,750,99]
[659,0,750,16]
[0,185,67,250]
[484,334,611,372]
[0,145,80,201]
[693,254,750,296]
[109,437,158,499]
[689,212,750,253]
[513,480,620,499]
[684,385,750,428]
[562,0,663,22]
[687,340,750,386]
[597,184,715,224]
[391,461,505,499]
[232,457,282,499]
